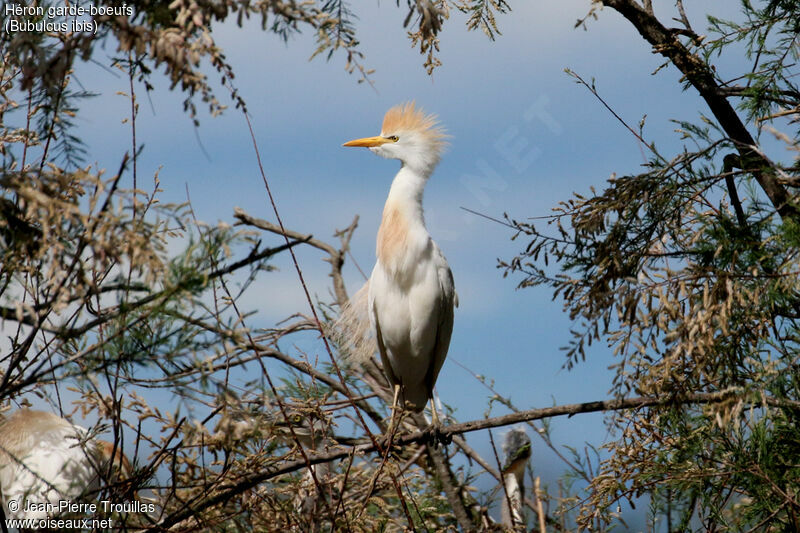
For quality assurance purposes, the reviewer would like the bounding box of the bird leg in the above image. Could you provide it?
[430,397,440,428]
[428,397,451,447]
[383,384,402,447]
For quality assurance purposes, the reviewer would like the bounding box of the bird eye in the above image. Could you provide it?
[386,135,399,142]
[292,414,303,423]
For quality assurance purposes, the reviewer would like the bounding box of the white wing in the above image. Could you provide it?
[423,242,456,396]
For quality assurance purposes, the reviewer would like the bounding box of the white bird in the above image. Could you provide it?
[0,409,132,520]
[343,102,457,435]
[500,427,531,529]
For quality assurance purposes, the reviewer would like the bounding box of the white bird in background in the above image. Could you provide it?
[343,102,457,435]
[0,409,133,520]
[500,427,531,529]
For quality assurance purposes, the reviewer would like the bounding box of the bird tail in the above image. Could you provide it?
[329,281,375,366]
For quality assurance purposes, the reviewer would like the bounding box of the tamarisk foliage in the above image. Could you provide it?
[503,1,800,529]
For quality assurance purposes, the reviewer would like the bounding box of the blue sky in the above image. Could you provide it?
[65,0,754,527]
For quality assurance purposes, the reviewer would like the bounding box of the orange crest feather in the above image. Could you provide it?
[381,102,448,146]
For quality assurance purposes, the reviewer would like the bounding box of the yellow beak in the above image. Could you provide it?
[342,136,393,147]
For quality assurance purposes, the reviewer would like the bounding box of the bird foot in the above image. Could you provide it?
[379,431,396,450]
[424,423,451,448]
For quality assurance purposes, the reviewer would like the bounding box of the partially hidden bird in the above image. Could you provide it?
[343,102,457,436]
[0,409,133,520]
[500,427,531,528]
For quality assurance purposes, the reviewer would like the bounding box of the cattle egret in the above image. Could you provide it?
[0,409,132,520]
[500,427,531,528]
[343,102,457,437]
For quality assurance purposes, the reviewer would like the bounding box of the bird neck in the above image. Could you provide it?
[504,459,526,485]
[385,165,428,221]
[502,472,525,526]
[504,471,523,496]
[376,166,429,269]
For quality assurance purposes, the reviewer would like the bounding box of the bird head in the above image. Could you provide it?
[343,101,448,174]
[502,427,531,477]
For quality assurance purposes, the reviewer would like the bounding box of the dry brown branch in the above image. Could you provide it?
[148,388,790,530]
[233,207,358,305]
